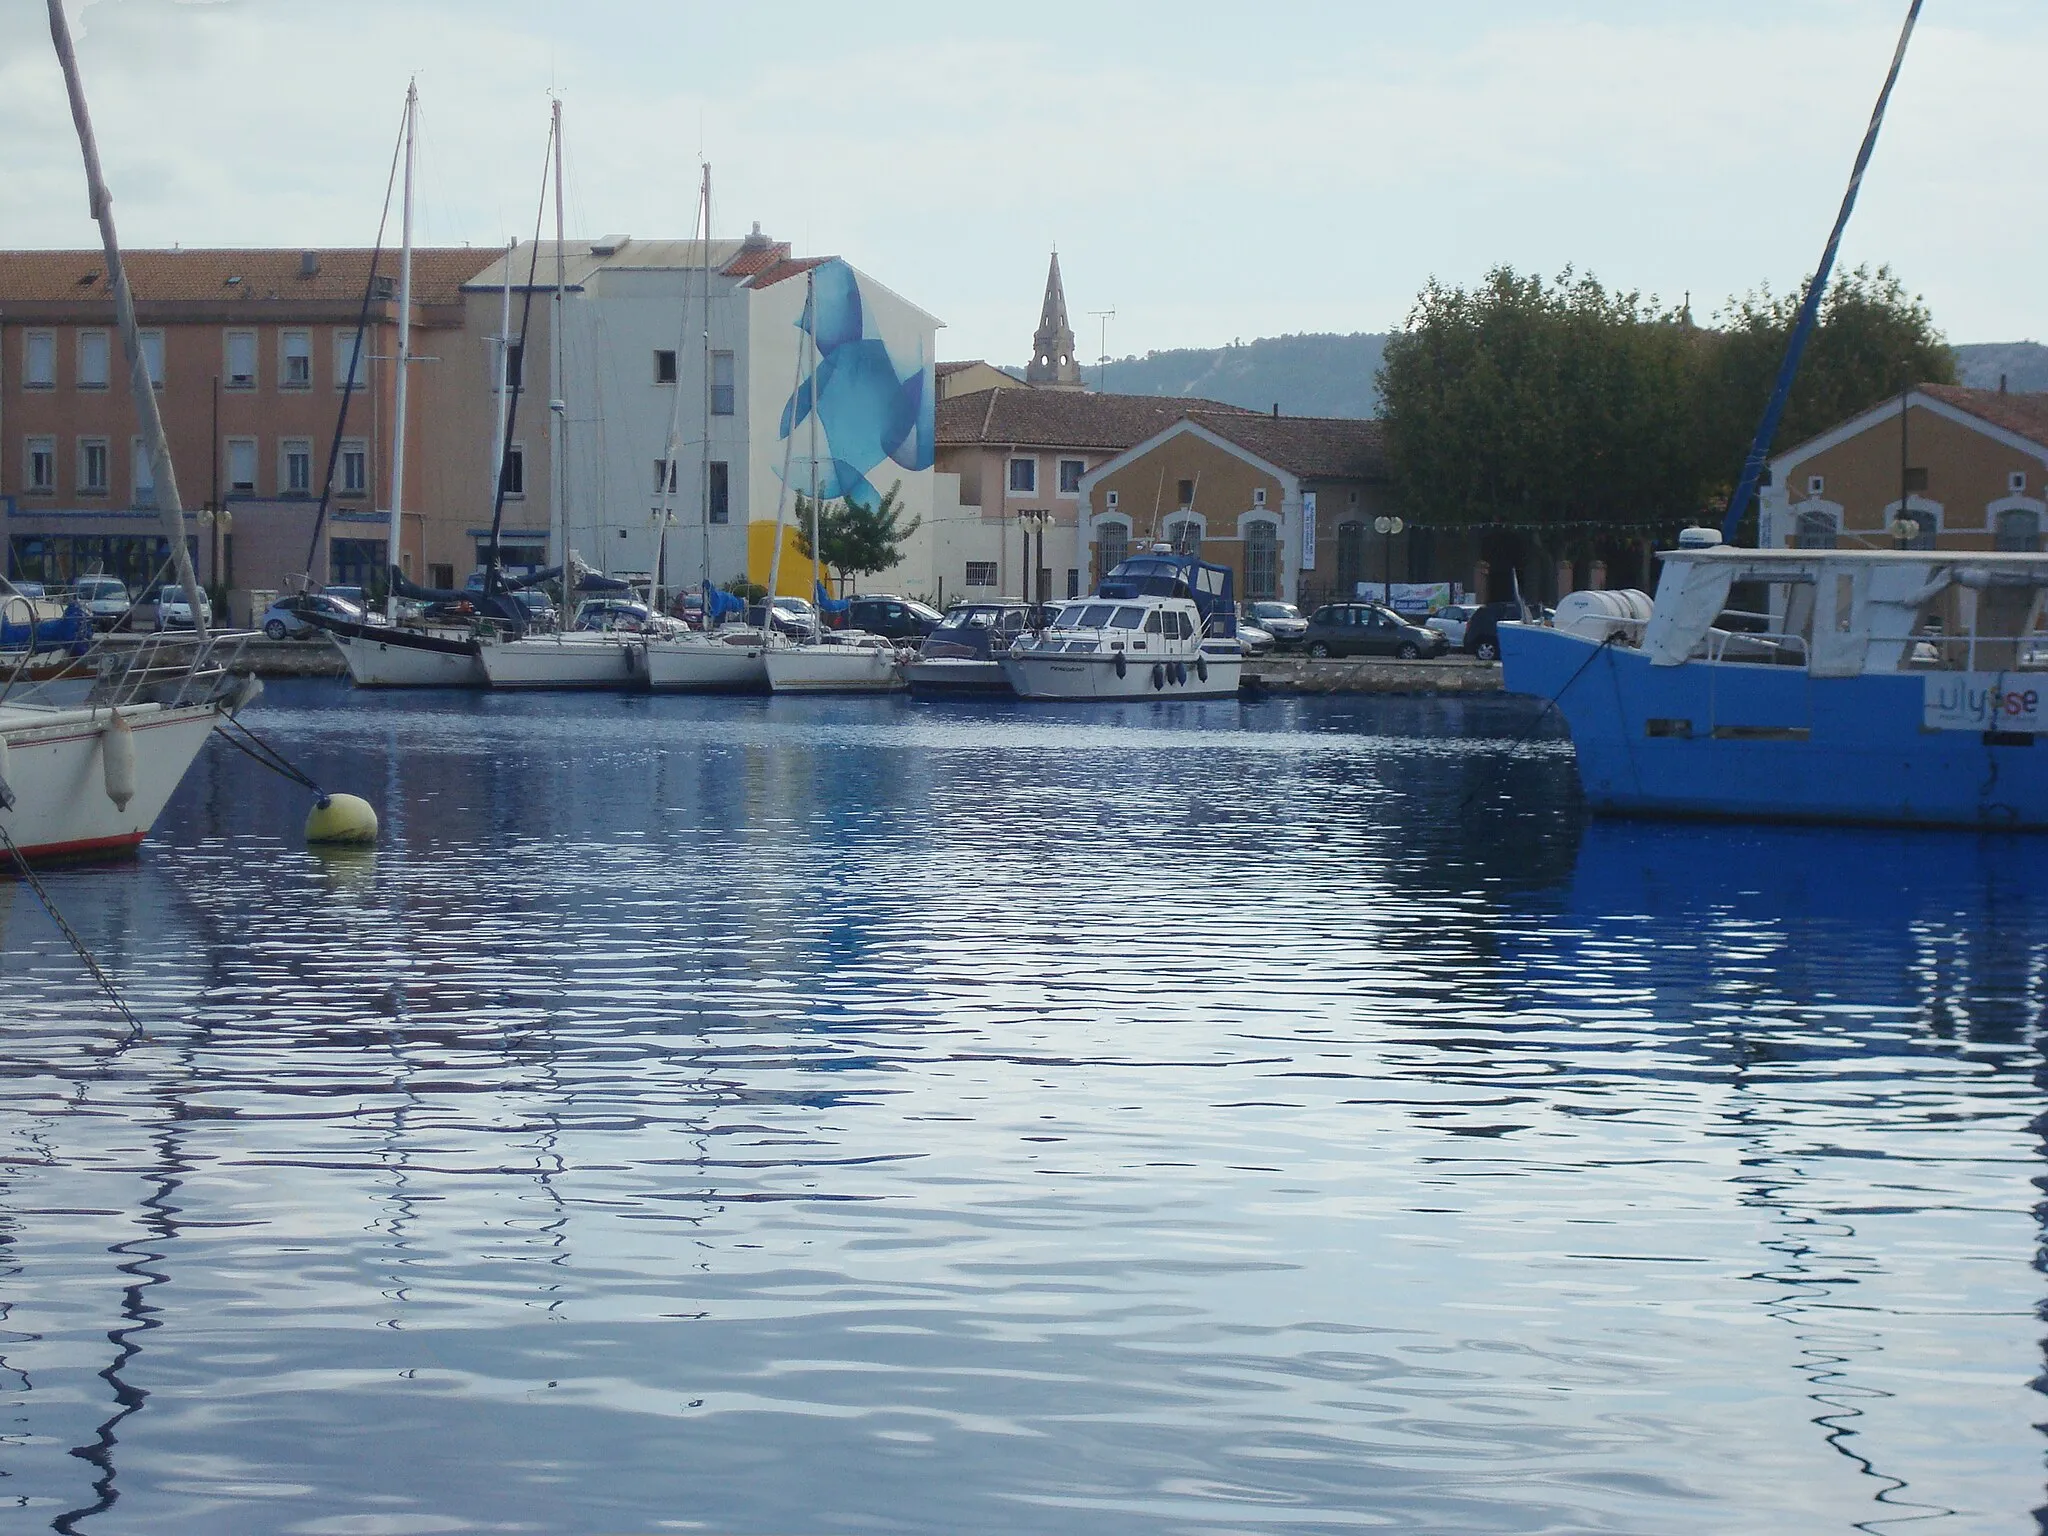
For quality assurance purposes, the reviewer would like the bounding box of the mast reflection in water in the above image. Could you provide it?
[0,684,2042,1534]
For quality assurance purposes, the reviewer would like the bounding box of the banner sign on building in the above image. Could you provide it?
[1299,492,1316,571]
[1924,673,2042,733]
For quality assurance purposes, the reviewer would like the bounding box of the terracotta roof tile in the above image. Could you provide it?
[0,247,496,306]
[1921,383,2048,449]
[936,387,1256,452]
[1192,413,1389,480]
[721,238,795,277]
[743,255,831,290]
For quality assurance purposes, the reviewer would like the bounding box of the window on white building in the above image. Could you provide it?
[654,458,678,494]
[24,331,55,388]
[1008,458,1036,495]
[709,461,729,523]
[226,437,258,494]
[964,561,997,587]
[711,350,735,415]
[654,349,678,384]
[77,329,110,389]
[225,330,258,389]
[500,444,526,497]
[341,440,368,496]
[1097,520,1129,573]
[281,331,313,389]
[1244,520,1279,599]
[25,437,56,493]
[282,439,313,496]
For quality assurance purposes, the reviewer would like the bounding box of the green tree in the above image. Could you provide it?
[1703,263,1956,507]
[793,480,922,590]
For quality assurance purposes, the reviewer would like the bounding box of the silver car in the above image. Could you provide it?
[1244,601,1307,648]
[1426,603,1478,648]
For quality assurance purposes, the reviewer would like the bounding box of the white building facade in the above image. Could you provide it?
[461,232,940,603]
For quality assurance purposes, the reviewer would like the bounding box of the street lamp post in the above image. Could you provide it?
[1374,515,1405,605]
[1018,509,1051,607]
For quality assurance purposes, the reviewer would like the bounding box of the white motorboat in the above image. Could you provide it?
[1002,551,1243,701]
[479,630,638,691]
[763,633,907,694]
[641,628,769,693]
[0,636,256,862]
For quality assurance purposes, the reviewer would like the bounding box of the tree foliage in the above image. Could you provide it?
[793,480,922,584]
[1379,263,1955,542]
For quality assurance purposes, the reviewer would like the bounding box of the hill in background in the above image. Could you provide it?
[1019,335,2048,421]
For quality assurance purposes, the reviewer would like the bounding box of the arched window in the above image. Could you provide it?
[1793,508,1838,549]
[1097,519,1129,576]
[1336,521,1367,596]
[1995,507,2041,552]
[1244,519,1279,599]
[1166,519,1202,556]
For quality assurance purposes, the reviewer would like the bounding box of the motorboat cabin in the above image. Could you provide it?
[1002,552,1242,701]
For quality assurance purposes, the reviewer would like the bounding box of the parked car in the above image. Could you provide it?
[1460,601,1526,662]
[323,584,367,608]
[1426,602,1478,649]
[261,591,366,639]
[761,595,819,640]
[1243,601,1307,648]
[841,594,945,641]
[575,598,659,632]
[151,585,214,630]
[1299,602,1447,659]
[1235,618,1276,657]
[73,574,131,630]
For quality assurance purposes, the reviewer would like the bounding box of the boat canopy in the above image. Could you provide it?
[1099,554,1236,634]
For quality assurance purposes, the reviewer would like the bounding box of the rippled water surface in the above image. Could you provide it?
[1,684,2044,1534]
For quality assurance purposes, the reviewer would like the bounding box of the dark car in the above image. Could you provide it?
[1299,602,1446,660]
[844,594,945,641]
[1460,601,1524,662]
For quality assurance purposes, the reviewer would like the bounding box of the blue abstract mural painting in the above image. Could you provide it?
[777,260,934,509]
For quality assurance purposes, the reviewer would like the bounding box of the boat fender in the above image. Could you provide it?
[1151,663,1164,691]
[0,736,13,811]
[101,711,136,812]
[1173,662,1187,686]
[305,792,380,846]
[1114,652,1127,680]
[1196,657,1208,683]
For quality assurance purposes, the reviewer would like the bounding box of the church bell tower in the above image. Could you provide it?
[1026,251,1084,389]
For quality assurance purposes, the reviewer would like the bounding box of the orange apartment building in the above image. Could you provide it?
[0,246,498,616]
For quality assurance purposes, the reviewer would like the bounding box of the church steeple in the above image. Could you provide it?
[1026,250,1083,389]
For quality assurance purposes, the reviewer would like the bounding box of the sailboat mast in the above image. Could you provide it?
[699,163,714,601]
[45,0,208,635]
[490,237,513,546]
[385,82,416,621]
[807,270,821,620]
[549,100,569,632]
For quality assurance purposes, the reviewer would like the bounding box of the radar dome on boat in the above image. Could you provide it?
[1677,527,1723,548]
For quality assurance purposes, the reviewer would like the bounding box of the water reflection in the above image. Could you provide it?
[0,686,2040,1533]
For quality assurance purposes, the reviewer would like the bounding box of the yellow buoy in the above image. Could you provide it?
[304,792,379,846]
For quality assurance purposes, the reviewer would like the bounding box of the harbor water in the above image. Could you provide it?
[1,684,2044,1533]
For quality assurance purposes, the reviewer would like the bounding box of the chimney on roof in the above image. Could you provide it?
[742,221,771,251]
[299,251,320,278]
[1271,402,1279,418]
[2000,373,2009,395]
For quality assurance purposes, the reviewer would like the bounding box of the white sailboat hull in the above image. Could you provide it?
[327,626,486,689]
[0,702,219,861]
[643,635,769,693]
[480,634,639,691]
[763,643,906,694]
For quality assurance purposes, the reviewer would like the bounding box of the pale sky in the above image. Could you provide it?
[3,0,2042,363]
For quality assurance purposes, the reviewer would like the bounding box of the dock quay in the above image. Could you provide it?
[1243,655,1503,695]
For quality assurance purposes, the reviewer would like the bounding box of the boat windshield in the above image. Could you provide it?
[946,606,1001,629]
[1061,603,1116,630]
[1109,607,1145,629]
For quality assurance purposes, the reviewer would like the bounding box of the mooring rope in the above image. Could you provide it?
[211,714,326,799]
[0,820,142,1035]
[1459,631,1615,815]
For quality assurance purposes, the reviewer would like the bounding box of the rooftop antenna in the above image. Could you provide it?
[1089,308,1116,393]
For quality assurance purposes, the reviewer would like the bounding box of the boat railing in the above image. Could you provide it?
[1701,626,1808,666]
[88,629,258,709]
